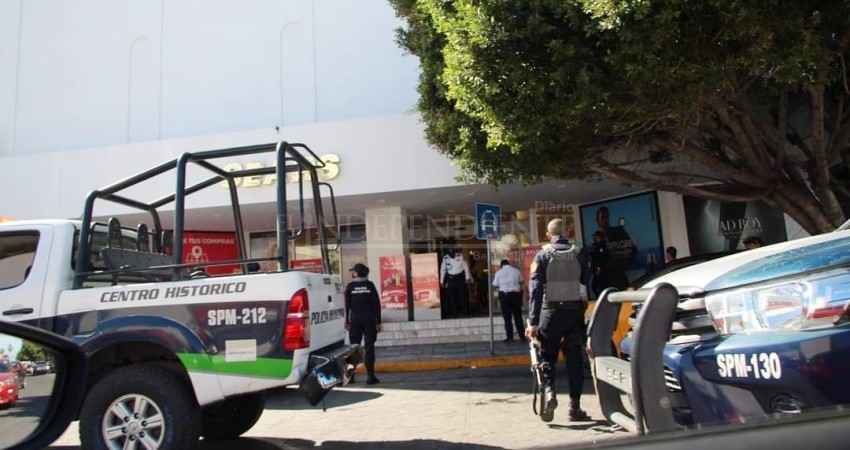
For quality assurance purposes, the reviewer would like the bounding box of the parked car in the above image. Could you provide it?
[33,361,50,375]
[10,361,26,389]
[0,361,19,407]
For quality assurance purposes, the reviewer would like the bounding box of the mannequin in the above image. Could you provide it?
[440,248,472,318]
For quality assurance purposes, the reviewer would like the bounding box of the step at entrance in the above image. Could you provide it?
[376,316,513,347]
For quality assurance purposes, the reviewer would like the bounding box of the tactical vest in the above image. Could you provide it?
[544,245,582,302]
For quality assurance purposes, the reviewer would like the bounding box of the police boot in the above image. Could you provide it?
[541,387,558,423]
[568,402,590,421]
[366,373,380,385]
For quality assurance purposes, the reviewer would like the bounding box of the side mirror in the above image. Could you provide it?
[0,321,86,450]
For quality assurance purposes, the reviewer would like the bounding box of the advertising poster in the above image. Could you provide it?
[182,231,239,275]
[410,253,441,321]
[290,259,324,274]
[683,196,787,254]
[579,192,664,288]
[379,255,409,311]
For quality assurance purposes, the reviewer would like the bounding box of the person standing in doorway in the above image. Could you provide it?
[525,219,591,423]
[345,263,382,385]
[492,259,526,343]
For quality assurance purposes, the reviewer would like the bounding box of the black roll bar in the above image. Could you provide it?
[73,141,337,288]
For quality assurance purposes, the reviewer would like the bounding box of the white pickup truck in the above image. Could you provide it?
[0,142,361,449]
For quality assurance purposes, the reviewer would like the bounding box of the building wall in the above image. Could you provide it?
[0,113,461,221]
[0,0,419,156]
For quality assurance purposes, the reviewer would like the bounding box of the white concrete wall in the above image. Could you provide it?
[365,206,409,322]
[0,0,419,156]
[657,191,691,257]
[0,113,461,221]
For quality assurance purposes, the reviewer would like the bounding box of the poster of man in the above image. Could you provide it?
[580,192,664,291]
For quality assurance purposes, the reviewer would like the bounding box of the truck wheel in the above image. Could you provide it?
[201,392,265,440]
[79,364,200,450]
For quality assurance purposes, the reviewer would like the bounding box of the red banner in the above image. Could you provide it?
[182,231,239,275]
[410,253,440,310]
[379,255,408,310]
[290,259,324,274]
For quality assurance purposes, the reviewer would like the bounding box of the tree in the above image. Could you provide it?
[390,0,850,234]
[17,341,47,362]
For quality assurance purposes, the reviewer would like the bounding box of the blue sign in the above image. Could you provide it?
[476,203,501,240]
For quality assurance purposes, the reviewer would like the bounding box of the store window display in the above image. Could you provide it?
[440,248,472,318]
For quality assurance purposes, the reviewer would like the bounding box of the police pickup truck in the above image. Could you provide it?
[589,222,850,435]
[0,142,361,449]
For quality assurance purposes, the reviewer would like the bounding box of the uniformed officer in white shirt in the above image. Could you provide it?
[492,259,526,342]
[440,248,472,318]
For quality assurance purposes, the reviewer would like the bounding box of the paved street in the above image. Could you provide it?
[50,366,629,449]
[0,373,56,448]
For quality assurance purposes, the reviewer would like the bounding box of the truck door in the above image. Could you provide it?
[305,273,347,350]
[0,224,54,325]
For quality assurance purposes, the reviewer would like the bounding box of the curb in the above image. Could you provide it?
[356,354,531,373]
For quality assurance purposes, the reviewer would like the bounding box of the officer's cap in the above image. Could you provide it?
[349,263,369,277]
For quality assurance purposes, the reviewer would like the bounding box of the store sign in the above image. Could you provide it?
[219,154,340,188]
[683,196,786,253]
[182,231,240,275]
[290,259,324,274]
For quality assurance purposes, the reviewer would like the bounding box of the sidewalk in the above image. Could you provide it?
[362,340,532,373]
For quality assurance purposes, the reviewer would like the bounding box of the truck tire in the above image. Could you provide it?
[79,364,201,450]
[201,392,265,440]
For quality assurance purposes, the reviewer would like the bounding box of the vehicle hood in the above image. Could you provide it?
[643,230,850,292]
[0,373,14,382]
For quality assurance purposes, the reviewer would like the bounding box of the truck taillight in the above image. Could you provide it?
[284,288,310,351]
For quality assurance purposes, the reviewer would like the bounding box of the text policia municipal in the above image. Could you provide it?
[100,282,248,303]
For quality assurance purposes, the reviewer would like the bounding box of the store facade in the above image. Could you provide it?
[0,1,808,322]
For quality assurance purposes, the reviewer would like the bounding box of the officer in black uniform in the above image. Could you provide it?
[525,219,591,422]
[345,263,382,385]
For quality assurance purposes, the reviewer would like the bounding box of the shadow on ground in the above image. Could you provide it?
[50,437,504,450]
[262,387,382,411]
[198,437,505,449]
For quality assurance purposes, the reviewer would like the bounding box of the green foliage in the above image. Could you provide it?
[17,341,48,362]
[391,0,850,233]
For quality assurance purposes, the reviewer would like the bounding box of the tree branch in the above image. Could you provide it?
[808,85,846,227]
[776,86,788,170]
[590,161,768,203]
[710,99,771,178]
[736,92,773,169]
[656,137,764,188]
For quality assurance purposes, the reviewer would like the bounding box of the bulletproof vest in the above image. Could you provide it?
[544,245,582,302]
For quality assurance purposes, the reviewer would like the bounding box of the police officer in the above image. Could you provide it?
[345,263,382,385]
[525,219,591,422]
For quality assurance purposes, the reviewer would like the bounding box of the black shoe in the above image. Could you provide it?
[366,374,380,385]
[569,406,590,421]
[349,374,356,384]
[541,388,557,423]
[502,337,514,343]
